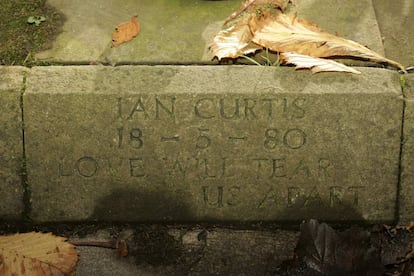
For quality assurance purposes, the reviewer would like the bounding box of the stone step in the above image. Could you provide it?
[36,0,386,64]
[400,73,414,223]
[19,65,402,223]
[372,0,414,67]
[0,67,26,220]
[4,66,414,224]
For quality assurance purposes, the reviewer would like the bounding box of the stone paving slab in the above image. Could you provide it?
[36,0,384,64]
[73,227,298,275]
[373,0,414,68]
[36,0,239,63]
[0,66,25,219]
[399,73,414,224]
[24,66,402,223]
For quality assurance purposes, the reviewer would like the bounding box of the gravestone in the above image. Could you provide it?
[24,66,402,222]
[399,74,414,224]
[0,67,25,219]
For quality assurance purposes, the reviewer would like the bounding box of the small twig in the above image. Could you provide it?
[71,240,128,257]
[71,240,116,248]
[22,51,31,65]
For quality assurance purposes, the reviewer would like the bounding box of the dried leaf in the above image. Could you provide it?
[211,0,404,72]
[112,16,140,47]
[292,220,384,275]
[223,0,256,25]
[374,225,413,266]
[280,52,361,74]
[295,219,339,273]
[210,21,261,60]
[0,232,78,275]
[249,12,404,70]
[407,221,414,231]
[336,227,383,275]
[223,0,287,25]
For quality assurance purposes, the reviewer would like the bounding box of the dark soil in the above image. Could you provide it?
[0,0,65,65]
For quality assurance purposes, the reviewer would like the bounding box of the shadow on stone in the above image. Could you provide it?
[275,195,365,223]
[128,227,184,266]
[91,188,194,222]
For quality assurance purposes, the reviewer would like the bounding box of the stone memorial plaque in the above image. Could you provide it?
[399,74,414,224]
[24,66,402,222]
[0,66,25,219]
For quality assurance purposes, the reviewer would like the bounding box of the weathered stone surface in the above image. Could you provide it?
[0,66,25,219]
[37,0,384,64]
[24,66,402,222]
[373,0,414,67]
[399,73,414,224]
[179,228,298,275]
[36,0,239,63]
[73,227,298,275]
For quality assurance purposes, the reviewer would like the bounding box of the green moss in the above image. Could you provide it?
[399,74,406,92]
[0,0,65,65]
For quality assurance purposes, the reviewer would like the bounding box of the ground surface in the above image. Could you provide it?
[0,0,65,65]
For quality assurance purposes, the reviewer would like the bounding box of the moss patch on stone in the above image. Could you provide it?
[0,0,65,65]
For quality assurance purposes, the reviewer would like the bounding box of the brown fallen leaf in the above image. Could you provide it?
[279,220,384,275]
[406,221,414,231]
[210,1,405,73]
[249,12,404,70]
[280,52,361,74]
[0,232,78,275]
[112,16,140,47]
[210,21,261,60]
[223,0,288,25]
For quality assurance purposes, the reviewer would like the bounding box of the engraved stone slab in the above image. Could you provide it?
[0,66,25,219]
[399,74,414,224]
[24,66,402,222]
